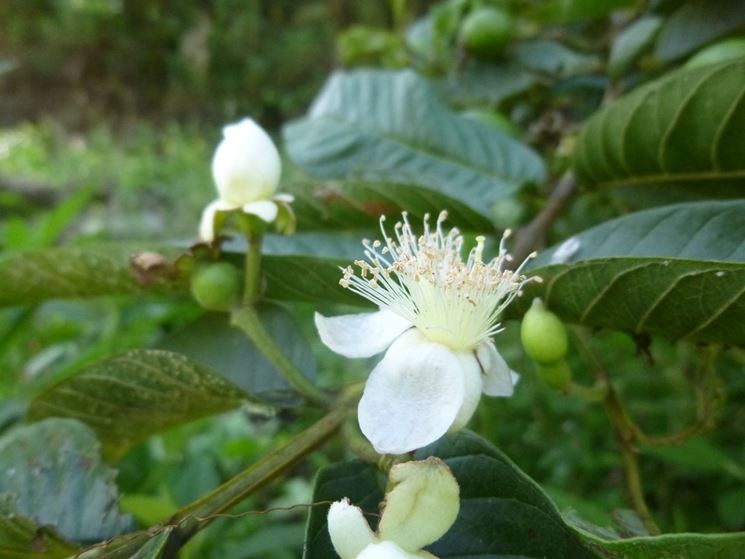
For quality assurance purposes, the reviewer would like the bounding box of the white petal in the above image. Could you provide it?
[327,499,378,559]
[212,118,281,205]
[243,200,278,222]
[476,341,515,397]
[273,192,295,203]
[314,310,412,358]
[358,329,465,455]
[198,199,237,242]
[448,352,483,432]
[356,541,423,559]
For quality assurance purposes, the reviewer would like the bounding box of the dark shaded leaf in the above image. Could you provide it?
[655,0,745,62]
[160,304,316,404]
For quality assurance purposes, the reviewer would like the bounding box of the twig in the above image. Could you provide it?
[509,171,577,266]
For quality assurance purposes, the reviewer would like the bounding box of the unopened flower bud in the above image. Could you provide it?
[211,118,281,206]
[521,298,569,364]
[378,457,460,553]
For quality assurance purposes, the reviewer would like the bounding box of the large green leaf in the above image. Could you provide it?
[574,59,745,190]
[0,234,368,308]
[27,350,255,460]
[0,244,187,307]
[304,431,745,558]
[0,419,131,549]
[284,69,546,221]
[160,305,317,404]
[654,0,745,62]
[514,200,745,347]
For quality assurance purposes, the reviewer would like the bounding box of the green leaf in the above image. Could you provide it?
[304,431,745,558]
[512,39,601,77]
[27,350,254,460]
[0,234,368,309]
[284,69,546,221]
[655,0,745,62]
[0,244,187,307]
[584,532,745,559]
[516,200,745,347]
[0,419,132,546]
[160,305,317,404]
[609,16,663,78]
[574,59,745,191]
[437,61,541,107]
[541,0,636,23]
[0,495,79,559]
[287,179,492,232]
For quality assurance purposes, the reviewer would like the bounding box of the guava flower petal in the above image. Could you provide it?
[211,118,281,206]
[449,352,483,432]
[356,541,425,559]
[379,458,460,552]
[199,199,238,242]
[358,329,465,455]
[328,499,378,559]
[315,310,412,358]
[243,200,278,223]
[476,341,516,397]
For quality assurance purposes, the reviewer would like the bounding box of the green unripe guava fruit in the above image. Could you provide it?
[686,37,745,69]
[521,298,569,364]
[190,262,241,311]
[459,6,513,60]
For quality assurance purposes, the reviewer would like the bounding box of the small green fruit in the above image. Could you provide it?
[686,37,745,69]
[190,262,241,311]
[537,360,572,390]
[459,6,513,60]
[521,298,569,364]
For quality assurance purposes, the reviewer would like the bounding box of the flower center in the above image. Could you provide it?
[340,211,540,351]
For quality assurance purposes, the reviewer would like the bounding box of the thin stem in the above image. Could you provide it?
[605,384,661,535]
[243,232,263,305]
[509,170,577,266]
[231,306,330,407]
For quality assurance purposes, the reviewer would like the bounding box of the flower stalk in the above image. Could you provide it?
[231,305,330,407]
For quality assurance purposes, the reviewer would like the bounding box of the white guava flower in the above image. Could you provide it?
[315,211,538,454]
[199,118,294,241]
[328,458,459,559]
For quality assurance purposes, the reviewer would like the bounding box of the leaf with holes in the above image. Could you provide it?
[27,350,256,460]
[0,419,132,551]
[284,69,545,221]
[511,200,745,347]
[574,59,745,192]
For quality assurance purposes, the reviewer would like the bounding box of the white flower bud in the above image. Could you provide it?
[378,458,459,553]
[211,118,281,206]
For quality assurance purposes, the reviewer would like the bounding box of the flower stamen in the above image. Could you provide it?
[338,211,540,351]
